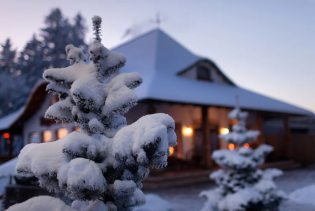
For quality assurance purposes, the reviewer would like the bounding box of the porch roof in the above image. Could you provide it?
[0,107,24,131]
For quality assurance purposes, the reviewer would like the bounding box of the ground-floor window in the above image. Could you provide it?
[42,130,52,143]
[0,133,10,155]
[29,132,40,143]
[0,133,23,156]
[12,134,23,155]
[57,128,68,140]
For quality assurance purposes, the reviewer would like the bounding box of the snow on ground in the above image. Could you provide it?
[135,194,174,211]
[144,167,315,211]
[1,165,315,211]
[289,184,315,206]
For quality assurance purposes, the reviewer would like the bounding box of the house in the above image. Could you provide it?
[0,29,314,168]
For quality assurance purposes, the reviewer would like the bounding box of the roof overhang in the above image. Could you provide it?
[0,80,48,131]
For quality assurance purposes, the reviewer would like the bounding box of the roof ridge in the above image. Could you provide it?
[111,28,161,51]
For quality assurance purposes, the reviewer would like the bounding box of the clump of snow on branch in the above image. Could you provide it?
[200,105,285,211]
[6,196,77,211]
[11,15,176,211]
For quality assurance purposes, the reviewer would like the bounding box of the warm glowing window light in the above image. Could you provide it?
[183,127,192,136]
[43,130,52,143]
[73,127,80,132]
[244,143,250,148]
[3,133,10,139]
[169,146,175,156]
[228,143,235,150]
[220,128,229,135]
[57,128,68,139]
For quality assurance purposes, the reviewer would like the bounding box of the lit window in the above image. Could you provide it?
[43,130,52,143]
[244,143,250,148]
[52,95,59,104]
[57,128,68,139]
[73,127,80,132]
[29,132,39,143]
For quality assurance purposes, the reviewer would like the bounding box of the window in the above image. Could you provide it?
[12,135,23,155]
[57,128,68,139]
[197,66,212,81]
[43,130,52,143]
[1,133,10,155]
[73,127,80,132]
[29,132,39,143]
[52,95,59,104]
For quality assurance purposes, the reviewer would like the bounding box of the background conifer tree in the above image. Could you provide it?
[200,104,286,211]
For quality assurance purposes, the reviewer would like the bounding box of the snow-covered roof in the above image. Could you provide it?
[0,107,24,131]
[0,80,48,131]
[0,157,18,177]
[113,29,314,116]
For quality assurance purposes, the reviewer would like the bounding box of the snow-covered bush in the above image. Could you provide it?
[7,16,176,211]
[200,105,285,211]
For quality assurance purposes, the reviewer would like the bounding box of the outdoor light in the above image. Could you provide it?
[183,127,192,136]
[169,146,175,156]
[244,143,250,148]
[3,133,10,139]
[220,128,229,135]
[228,143,235,150]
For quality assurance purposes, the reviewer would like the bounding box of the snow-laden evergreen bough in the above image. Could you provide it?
[200,106,286,211]
[7,16,176,211]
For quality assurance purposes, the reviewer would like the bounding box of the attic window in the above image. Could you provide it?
[197,66,212,81]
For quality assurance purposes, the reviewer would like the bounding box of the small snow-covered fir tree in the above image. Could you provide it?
[200,104,286,211]
[8,16,176,211]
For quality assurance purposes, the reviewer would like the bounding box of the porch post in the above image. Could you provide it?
[283,116,291,159]
[202,106,212,168]
[8,130,13,157]
[256,112,264,145]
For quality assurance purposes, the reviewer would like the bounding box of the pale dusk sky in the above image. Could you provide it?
[0,0,314,113]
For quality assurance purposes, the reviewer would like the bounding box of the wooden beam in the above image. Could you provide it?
[202,106,212,168]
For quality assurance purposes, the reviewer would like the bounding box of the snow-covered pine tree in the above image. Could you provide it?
[8,16,177,211]
[200,104,286,211]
